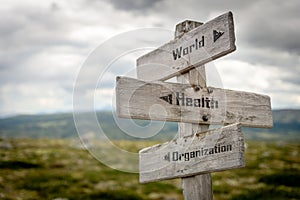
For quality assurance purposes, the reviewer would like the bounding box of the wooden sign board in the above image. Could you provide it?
[139,123,245,183]
[116,76,273,128]
[137,12,236,81]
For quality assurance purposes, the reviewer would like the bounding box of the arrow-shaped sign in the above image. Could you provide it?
[116,76,273,128]
[139,123,245,183]
[137,12,236,81]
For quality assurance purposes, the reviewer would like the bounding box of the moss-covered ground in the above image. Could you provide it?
[0,139,299,199]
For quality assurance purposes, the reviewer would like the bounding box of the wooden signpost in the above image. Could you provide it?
[140,123,244,183]
[115,11,273,200]
[116,76,273,128]
[137,12,236,81]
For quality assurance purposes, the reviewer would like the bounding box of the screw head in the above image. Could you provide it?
[194,86,200,91]
[202,115,209,122]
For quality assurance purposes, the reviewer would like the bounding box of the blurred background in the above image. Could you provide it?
[0,0,299,199]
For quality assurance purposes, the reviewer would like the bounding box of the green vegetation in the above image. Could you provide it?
[0,139,181,200]
[212,141,300,199]
[0,110,299,199]
[0,138,299,199]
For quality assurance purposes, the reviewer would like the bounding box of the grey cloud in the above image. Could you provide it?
[131,0,300,56]
[107,0,163,12]
[1,0,300,115]
[282,75,300,87]
[237,0,300,54]
[231,45,299,69]
[0,3,88,83]
[0,3,89,53]
[148,0,255,28]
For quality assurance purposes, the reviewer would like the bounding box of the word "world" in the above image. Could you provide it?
[172,36,205,60]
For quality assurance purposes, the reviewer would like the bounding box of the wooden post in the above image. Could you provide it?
[175,20,213,200]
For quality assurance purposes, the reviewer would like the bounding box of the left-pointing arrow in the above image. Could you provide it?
[160,94,173,104]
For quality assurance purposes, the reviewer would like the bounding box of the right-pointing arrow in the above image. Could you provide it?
[213,30,224,42]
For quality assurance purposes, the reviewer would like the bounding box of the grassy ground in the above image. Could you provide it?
[0,138,299,200]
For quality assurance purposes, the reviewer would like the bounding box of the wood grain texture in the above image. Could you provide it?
[182,174,212,200]
[175,22,213,200]
[139,123,245,183]
[116,76,273,128]
[136,12,236,81]
[177,67,213,200]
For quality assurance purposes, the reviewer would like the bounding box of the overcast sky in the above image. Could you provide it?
[0,0,299,116]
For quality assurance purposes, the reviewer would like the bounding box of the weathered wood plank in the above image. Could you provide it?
[139,123,245,183]
[116,76,273,128]
[136,12,236,81]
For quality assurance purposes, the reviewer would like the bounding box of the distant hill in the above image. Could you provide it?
[243,109,300,141]
[0,112,177,141]
[0,110,299,141]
